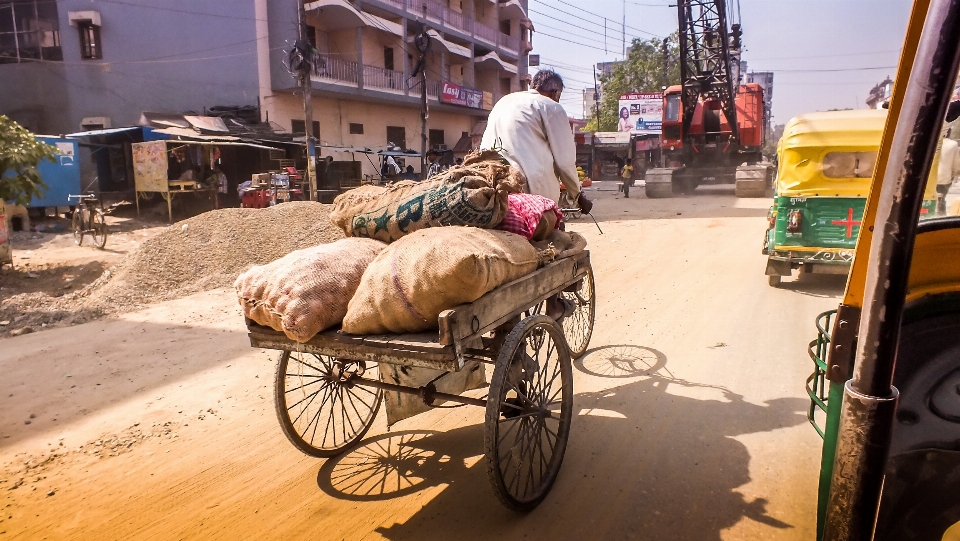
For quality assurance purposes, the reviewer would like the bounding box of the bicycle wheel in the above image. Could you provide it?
[560,266,596,359]
[72,206,86,246]
[275,350,382,458]
[91,210,108,249]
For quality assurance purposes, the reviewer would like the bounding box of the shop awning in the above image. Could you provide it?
[410,30,470,59]
[184,115,230,133]
[304,0,402,36]
[474,51,518,73]
[65,126,144,138]
[499,0,526,20]
[593,132,632,147]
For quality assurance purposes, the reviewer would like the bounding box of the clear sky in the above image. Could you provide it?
[529,0,914,126]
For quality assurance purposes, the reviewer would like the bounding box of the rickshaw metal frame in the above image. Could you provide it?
[819,0,960,538]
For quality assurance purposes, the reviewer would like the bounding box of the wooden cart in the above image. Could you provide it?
[246,250,595,511]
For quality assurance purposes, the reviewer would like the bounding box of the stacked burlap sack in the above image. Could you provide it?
[235,150,586,342]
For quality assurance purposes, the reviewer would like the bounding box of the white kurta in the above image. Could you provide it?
[480,89,581,202]
[938,137,960,186]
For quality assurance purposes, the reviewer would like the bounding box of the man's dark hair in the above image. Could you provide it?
[532,70,564,92]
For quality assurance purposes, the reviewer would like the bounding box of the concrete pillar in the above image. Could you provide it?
[255,0,272,122]
[356,26,364,90]
[466,42,476,86]
[402,18,410,96]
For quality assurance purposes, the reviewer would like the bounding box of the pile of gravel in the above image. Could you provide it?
[2,202,344,333]
[87,202,343,308]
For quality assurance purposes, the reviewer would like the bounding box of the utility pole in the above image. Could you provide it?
[296,0,317,201]
[414,29,431,179]
[622,0,626,58]
[594,68,601,130]
[662,37,669,88]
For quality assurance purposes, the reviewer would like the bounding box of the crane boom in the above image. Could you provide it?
[676,0,741,144]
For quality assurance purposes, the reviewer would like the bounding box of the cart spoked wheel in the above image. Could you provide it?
[91,210,108,249]
[72,207,85,246]
[275,350,382,458]
[560,266,595,359]
[485,315,573,511]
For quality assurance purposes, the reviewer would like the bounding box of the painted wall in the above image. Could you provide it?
[0,0,267,135]
[268,93,474,178]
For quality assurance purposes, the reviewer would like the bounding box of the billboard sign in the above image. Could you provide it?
[441,81,483,109]
[617,92,662,135]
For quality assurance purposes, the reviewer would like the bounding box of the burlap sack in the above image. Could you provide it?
[531,230,588,260]
[343,227,549,334]
[329,152,526,243]
[235,238,386,342]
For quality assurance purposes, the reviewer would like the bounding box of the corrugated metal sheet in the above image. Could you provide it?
[184,116,230,133]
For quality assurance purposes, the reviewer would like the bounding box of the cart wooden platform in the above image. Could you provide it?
[246,250,595,511]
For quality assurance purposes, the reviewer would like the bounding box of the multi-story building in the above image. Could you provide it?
[0,0,533,177]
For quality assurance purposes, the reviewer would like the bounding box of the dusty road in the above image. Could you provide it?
[0,186,843,540]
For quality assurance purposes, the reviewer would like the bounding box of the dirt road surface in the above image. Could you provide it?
[0,185,843,540]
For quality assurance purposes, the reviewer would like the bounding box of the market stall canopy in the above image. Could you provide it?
[304,0,402,36]
[184,115,229,133]
[474,51,517,73]
[139,112,191,129]
[593,131,632,148]
[151,127,242,141]
[65,126,145,138]
[409,30,470,59]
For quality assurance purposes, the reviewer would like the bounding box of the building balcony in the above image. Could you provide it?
[355,0,521,57]
[310,54,491,111]
[313,54,404,93]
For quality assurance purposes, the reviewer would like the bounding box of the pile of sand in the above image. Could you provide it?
[1,202,344,333]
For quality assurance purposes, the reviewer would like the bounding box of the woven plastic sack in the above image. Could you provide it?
[235,238,386,342]
[342,227,550,334]
[330,152,525,243]
[497,193,563,241]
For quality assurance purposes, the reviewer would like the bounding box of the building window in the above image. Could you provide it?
[78,21,100,59]
[500,20,510,36]
[307,25,317,49]
[349,123,363,134]
[500,77,512,95]
[291,119,320,139]
[386,126,406,150]
[0,0,62,64]
[429,129,445,150]
[383,47,394,71]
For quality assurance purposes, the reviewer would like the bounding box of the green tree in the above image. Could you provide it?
[763,123,785,159]
[0,115,55,206]
[585,34,681,132]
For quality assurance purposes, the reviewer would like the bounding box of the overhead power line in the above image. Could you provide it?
[761,66,897,73]
[544,0,661,37]
[535,31,608,52]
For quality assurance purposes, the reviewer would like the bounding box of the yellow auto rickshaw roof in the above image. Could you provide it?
[781,109,888,149]
[777,109,938,198]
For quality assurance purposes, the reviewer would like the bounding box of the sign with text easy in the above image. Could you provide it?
[441,81,483,109]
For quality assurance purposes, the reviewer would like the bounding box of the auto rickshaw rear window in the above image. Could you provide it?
[822,151,878,179]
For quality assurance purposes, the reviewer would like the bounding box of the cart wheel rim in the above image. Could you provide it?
[485,315,573,510]
[560,267,596,359]
[275,351,382,458]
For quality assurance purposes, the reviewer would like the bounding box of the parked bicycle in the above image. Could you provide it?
[69,194,108,249]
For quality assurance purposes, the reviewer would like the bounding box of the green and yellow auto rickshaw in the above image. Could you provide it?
[763,110,940,287]
[805,0,960,538]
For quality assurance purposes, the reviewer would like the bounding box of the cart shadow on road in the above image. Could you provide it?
[314,345,807,541]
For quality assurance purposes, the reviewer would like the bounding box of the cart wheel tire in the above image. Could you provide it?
[72,207,85,246]
[768,274,782,287]
[274,350,382,458]
[560,266,596,359]
[485,315,573,511]
[91,210,108,249]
